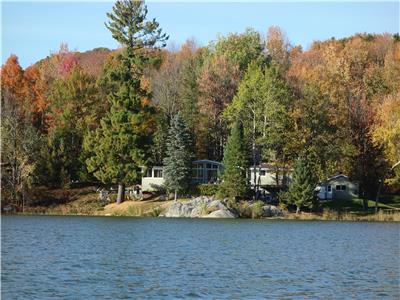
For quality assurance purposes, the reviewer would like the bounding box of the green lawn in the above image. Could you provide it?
[322,195,400,212]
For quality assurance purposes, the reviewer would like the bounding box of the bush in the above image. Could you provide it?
[238,201,252,218]
[252,201,264,219]
[187,184,200,196]
[149,206,163,217]
[198,184,219,196]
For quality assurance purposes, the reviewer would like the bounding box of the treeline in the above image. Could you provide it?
[1,1,399,209]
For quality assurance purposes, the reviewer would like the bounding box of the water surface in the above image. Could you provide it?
[2,216,399,299]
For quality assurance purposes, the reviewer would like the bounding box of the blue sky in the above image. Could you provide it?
[2,1,399,68]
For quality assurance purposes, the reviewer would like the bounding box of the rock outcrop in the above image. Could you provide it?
[163,197,283,219]
[201,209,237,218]
[261,205,283,217]
[164,197,237,218]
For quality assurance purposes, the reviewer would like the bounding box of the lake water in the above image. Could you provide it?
[2,216,399,299]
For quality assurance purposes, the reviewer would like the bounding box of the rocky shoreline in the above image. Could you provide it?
[162,196,283,219]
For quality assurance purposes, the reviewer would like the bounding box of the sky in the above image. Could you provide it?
[2,1,399,68]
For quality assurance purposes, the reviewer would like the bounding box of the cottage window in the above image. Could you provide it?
[336,185,341,191]
[154,169,163,178]
[146,168,152,177]
[341,185,346,191]
[260,170,266,176]
[327,185,331,192]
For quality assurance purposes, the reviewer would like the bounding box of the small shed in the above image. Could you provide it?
[316,174,359,200]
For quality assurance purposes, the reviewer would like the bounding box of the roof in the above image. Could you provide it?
[249,163,292,171]
[326,174,349,181]
[318,174,353,185]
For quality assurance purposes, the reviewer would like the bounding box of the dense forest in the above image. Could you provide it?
[1,0,399,210]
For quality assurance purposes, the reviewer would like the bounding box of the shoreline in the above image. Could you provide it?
[4,210,400,222]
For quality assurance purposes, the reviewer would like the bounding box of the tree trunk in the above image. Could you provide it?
[375,179,382,214]
[296,206,300,214]
[117,183,125,204]
[174,190,177,202]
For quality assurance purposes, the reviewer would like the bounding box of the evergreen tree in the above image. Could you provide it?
[163,113,193,201]
[219,121,250,198]
[284,156,317,214]
[84,0,167,203]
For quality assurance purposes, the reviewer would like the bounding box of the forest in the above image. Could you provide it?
[1,0,399,211]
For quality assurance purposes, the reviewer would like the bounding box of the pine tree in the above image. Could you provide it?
[219,121,250,198]
[163,113,193,201]
[84,0,167,203]
[284,156,317,214]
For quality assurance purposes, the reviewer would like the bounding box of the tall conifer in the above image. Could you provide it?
[163,113,193,201]
[284,156,317,213]
[219,122,250,198]
[84,0,167,203]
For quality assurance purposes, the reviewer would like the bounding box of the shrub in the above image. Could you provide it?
[149,206,163,217]
[252,201,264,219]
[187,184,200,196]
[198,184,219,196]
[238,201,252,218]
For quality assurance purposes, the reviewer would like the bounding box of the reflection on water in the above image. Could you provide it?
[2,216,399,299]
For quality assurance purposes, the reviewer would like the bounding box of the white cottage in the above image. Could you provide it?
[249,163,292,188]
[141,160,222,192]
[316,174,359,200]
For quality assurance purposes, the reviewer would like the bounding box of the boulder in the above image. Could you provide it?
[207,200,226,212]
[165,202,187,217]
[163,197,238,218]
[202,208,236,218]
[190,205,205,218]
[262,205,283,217]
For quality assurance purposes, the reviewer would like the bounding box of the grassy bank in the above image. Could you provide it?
[283,210,400,222]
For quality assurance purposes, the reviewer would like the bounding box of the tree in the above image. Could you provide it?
[84,0,167,203]
[163,113,193,201]
[37,66,100,187]
[197,55,240,160]
[214,28,265,73]
[150,51,181,121]
[23,65,48,132]
[372,92,400,188]
[225,63,294,192]
[266,26,291,72]
[1,55,26,110]
[219,121,249,198]
[283,156,317,214]
[1,93,40,210]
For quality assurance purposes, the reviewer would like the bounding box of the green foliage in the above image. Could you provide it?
[219,122,250,198]
[1,102,40,208]
[283,156,318,213]
[213,28,265,73]
[84,0,166,188]
[84,56,153,185]
[163,113,193,198]
[105,0,168,64]
[42,66,100,187]
[225,63,294,171]
[198,184,219,196]
[42,126,83,187]
[251,200,264,219]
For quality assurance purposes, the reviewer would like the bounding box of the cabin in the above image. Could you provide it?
[316,174,359,200]
[141,160,222,192]
[249,163,292,201]
[249,163,292,188]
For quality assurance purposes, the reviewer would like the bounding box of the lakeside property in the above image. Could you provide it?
[2,0,399,220]
[8,185,400,222]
